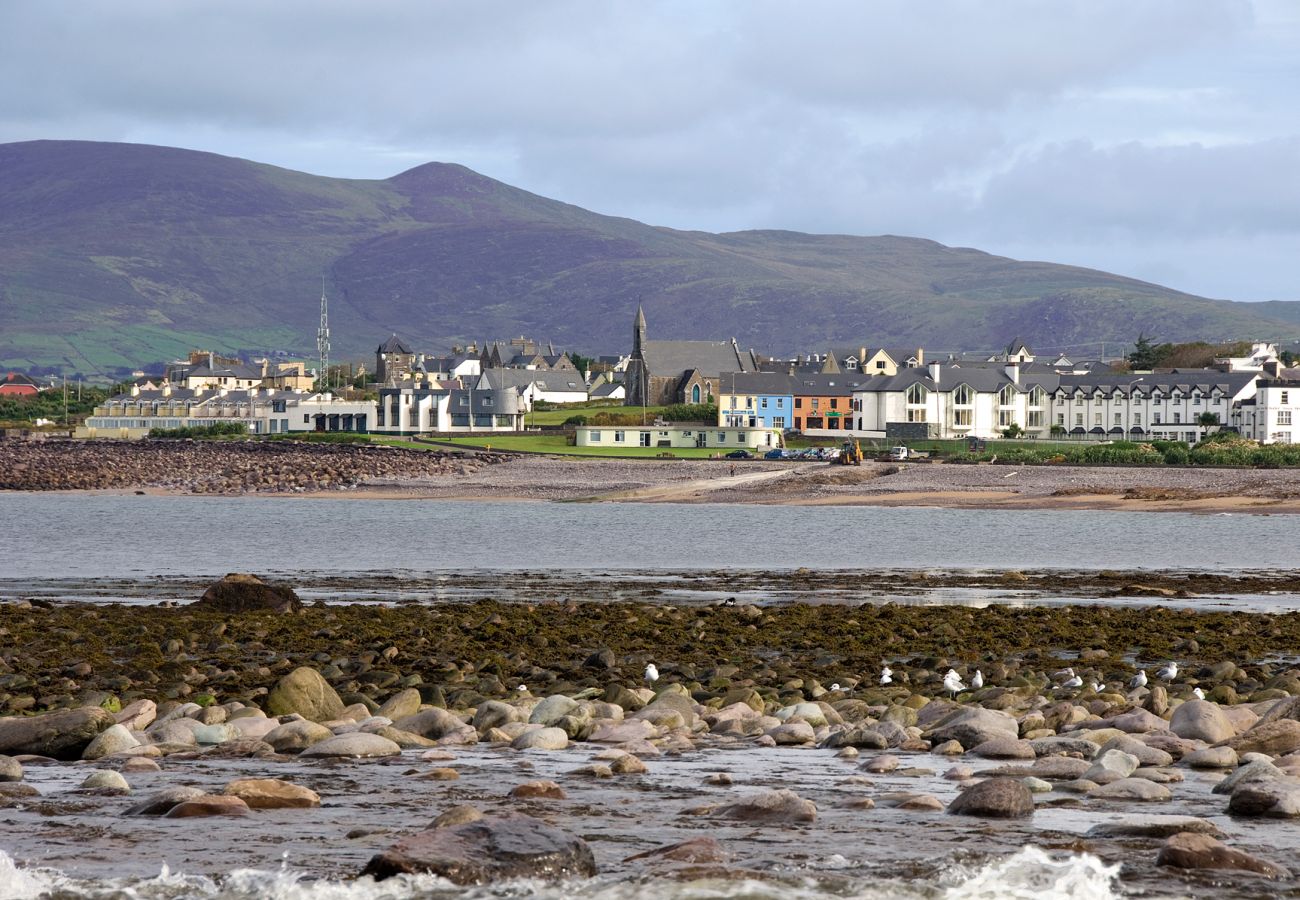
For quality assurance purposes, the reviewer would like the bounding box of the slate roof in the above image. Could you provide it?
[590,381,624,399]
[479,369,586,393]
[641,340,757,378]
[2,372,41,388]
[378,335,413,354]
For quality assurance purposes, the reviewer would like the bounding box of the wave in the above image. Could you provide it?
[0,845,1123,900]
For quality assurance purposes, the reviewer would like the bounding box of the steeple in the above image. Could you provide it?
[633,304,647,354]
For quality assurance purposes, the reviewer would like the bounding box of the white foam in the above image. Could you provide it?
[944,846,1121,900]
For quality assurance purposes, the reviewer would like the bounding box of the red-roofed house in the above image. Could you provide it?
[0,372,40,396]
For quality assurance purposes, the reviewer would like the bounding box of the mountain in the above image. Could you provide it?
[1,139,1297,376]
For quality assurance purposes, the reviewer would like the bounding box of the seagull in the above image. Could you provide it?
[1129,669,1148,690]
[723,597,736,606]
[830,683,841,692]
[1157,661,1179,680]
[516,685,528,694]
[1052,666,1076,681]
[943,669,965,699]
[1089,681,1106,694]
[1061,674,1083,690]
[1193,687,1206,700]
[970,670,984,690]
[880,665,893,685]
[644,663,659,685]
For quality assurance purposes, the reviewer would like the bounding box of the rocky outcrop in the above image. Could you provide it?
[0,707,114,759]
[192,574,302,614]
[361,813,597,884]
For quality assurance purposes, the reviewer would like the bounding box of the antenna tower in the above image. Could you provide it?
[317,276,331,389]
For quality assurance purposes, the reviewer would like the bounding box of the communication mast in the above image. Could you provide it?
[317,276,331,389]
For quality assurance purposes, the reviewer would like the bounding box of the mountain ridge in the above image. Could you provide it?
[0,139,1296,376]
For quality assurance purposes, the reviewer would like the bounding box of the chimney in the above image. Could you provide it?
[1005,362,1020,383]
[1263,360,1282,378]
[928,362,941,384]
[916,347,924,366]
[859,346,867,364]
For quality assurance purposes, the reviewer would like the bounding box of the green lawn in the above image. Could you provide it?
[438,434,730,458]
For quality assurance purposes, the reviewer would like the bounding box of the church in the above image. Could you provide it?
[624,306,759,407]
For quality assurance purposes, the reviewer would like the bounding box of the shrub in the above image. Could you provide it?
[148,422,248,438]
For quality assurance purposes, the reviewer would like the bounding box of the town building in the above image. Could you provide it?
[77,386,372,438]
[574,423,781,451]
[375,335,417,385]
[371,382,526,436]
[0,372,41,396]
[624,306,759,407]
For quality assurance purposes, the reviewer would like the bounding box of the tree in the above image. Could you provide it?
[1002,423,1024,439]
[1197,412,1220,428]
[1128,333,1160,370]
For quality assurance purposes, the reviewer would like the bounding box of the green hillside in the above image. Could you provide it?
[1,139,1297,376]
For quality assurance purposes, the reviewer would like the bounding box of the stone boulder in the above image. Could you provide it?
[192,573,302,613]
[114,699,157,730]
[529,696,580,727]
[361,813,597,885]
[82,723,140,760]
[1170,700,1234,743]
[624,837,727,865]
[923,707,1018,749]
[1157,832,1288,877]
[265,667,345,722]
[224,778,320,809]
[165,795,251,818]
[395,708,476,743]
[511,728,569,751]
[0,707,114,760]
[376,689,422,721]
[1089,778,1172,802]
[947,778,1034,819]
[1086,815,1221,839]
[0,756,22,782]
[123,786,208,816]
[265,719,333,753]
[1227,782,1300,818]
[300,732,401,759]
[716,789,816,824]
[1223,719,1300,757]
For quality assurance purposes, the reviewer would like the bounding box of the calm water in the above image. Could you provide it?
[1,492,1296,579]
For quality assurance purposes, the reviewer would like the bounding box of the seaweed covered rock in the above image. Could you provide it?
[193,573,302,614]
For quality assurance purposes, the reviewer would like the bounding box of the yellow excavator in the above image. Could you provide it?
[838,439,863,466]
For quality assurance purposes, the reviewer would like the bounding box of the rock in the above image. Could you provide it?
[265,667,345,722]
[300,733,401,759]
[224,778,320,809]
[395,709,476,743]
[375,726,436,749]
[1083,749,1140,782]
[932,740,964,755]
[1022,777,1052,793]
[1029,736,1100,758]
[717,789,816,823]
[473,701,523,732]
[609,753,647,775]
[0,756,22,782]
[823,726,888,750]
[80,770,129,793]
[877,792,944,811]
[0,783,38,799]
[361,813,597,884]
[632,690,697,729]
[1224,719,1300,757]
[1170,700,1235,743]
[432,805,484,828]
[114,699,157,730]
[1185,746,1238,769]
[192,724,239,745]
[123,786,207,816]
[947,778,1034,819]
[924,707,1018,749]
[1089,778,1172,802]
[509,780,566,799]
[423,768,460,781]
[0,707,115,760]
[1098,735,1174,768]
[265,719,333,753]
[767,722,816,745]
[192,573,302,613]
[121,757,161,773]
[1104,708,1167,734]
[1087,815,1222,838]
[511,728,568,751]
[625,836,726,865]
[588,720,657,743]
[376,689,422,721]
[1227,783,1300,818]
[863,754,899,774]
[1157,832,1288,877]
[971,737,1036,760]
[1212,759,1282,795]
[165,795,251,818]
[529,695,580,726]
[775,702,827,728]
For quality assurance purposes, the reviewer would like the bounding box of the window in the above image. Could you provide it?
[1028,410,1043,428]
[1154,413,1162,424]
[719,432,726,442]
[1282,391,1290,404]
[640,432,651,447]
[907,408,927,423]
[590,430,602,442]
[795,398,803,409]
[999,409,1014,427]
[1174,413,1182,424]
[875,360,887,370]
[730,396,738,409]
[483,396,493,406]
[1281,411,1294,425]
[773,417,785,429]
[906,384,928,404]
[761,398,768,408]
[1094,394,1103,405]
[303,414,310,423]
[1094,413,1102,426]
[1029,387,1045,407]
[953,385,973,405]
[1114,413,1122,426]
[1075,413,1083,426]
[954,409,972,427]
[614,430,625,443]
[692,385,701,404]
[1057,413,1065,426]
[1134,413,1142,425]
[812,397,820,409]
[999,385,1017,406]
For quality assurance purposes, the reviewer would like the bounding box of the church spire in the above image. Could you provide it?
[633,304,647,353]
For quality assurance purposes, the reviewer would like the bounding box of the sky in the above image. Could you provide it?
[2,1,1298,301]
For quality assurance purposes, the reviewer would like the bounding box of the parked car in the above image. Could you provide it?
[725,449,753,459]
[889,446,910,461]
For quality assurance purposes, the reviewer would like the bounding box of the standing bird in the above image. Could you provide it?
[1052,666,1076,681]
[880,665,894,685]
[644,663,659,685]
[829,683,841,692]
[1157,661,1179,681]
[943,669,965,699]
[970,670,984,690]
[1061,674,1083,690]
[1193,687,1206,700]
[1130,669,1148,690]
[1089,680,1106,694]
